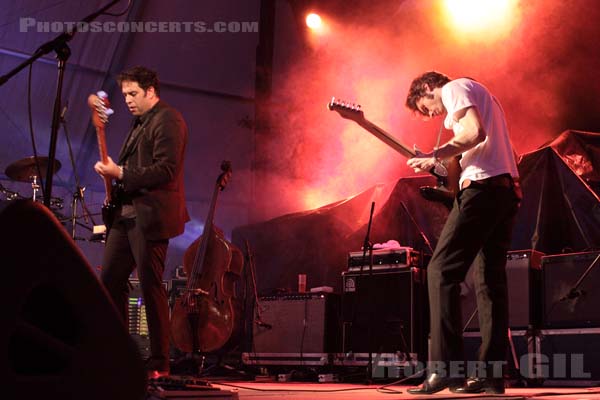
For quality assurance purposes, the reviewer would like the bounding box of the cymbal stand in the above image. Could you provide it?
[31,175,40,202]
[70,186,89,240]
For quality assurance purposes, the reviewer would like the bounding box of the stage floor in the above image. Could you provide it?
[148,379,600,400]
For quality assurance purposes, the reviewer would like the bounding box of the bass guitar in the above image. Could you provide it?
[87,91,118,229]
[328,97,460,208]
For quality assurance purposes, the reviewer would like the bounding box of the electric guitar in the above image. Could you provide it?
[87,91,118,229]
[327,97,460,208]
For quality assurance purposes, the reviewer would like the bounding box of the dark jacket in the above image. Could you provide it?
[118,100,189,240]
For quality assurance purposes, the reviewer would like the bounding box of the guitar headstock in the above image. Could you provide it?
[327,97,365,123]
[87,91,114,129]
[217,160,232,191]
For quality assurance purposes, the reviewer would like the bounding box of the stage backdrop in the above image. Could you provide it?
[233,130,600,294]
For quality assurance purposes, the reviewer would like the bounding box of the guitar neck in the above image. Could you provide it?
[356,119,416,159]
[95,126,113,201]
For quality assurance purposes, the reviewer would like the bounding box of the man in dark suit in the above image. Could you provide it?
[94,66,189,378]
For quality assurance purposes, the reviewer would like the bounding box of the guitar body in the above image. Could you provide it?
[420,156,461,209]
[445,156,462,195]
[101,183,124,231]
[101,202,117,230]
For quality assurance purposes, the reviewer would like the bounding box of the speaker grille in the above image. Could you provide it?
[542,251,600,328]
[252,293,339,353]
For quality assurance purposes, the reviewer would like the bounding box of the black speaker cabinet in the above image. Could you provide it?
[0,200,146,400]
[252,293,340,353]
[461,250,544,331]
[342,267,428,360]
[542,251,600,328]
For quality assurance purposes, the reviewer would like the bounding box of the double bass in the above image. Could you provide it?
[170,161,244,353]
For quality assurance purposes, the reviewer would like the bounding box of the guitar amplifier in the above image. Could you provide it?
[541,251,600,328]
[251,293,340,354]
[347,247,420,271]
[460,250,544,330]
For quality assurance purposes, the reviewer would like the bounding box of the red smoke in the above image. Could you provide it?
[252,0,600,221]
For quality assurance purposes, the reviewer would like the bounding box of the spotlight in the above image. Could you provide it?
[305,13,322,30]
[443,0,516,37]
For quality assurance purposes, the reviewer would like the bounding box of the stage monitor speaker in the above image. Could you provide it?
[542,251,600,328]
[252,293,340,353]
[460,250,543,331]
[341,267,428,360]
[0,200,146,400]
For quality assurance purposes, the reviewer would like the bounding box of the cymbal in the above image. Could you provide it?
[5,156,62,182]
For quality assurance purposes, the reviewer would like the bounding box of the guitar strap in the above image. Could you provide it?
[434,120,444,152]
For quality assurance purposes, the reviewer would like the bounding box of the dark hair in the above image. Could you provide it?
[117,66,160,96]
[405,71,451,114]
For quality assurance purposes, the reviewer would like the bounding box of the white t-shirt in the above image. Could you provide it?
[442,78,519,187]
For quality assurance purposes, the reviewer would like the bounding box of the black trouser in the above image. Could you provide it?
[427,180,520,375]
[101,216,170,366]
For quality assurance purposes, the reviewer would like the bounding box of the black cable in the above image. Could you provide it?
[299,295,308,365]
[210,376,600,397]
[211,380,390,393]
[27,64,45,199]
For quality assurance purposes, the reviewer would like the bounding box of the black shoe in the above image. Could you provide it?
[145,357,170,379]
[407,373,461,395]
[450,377,505,394]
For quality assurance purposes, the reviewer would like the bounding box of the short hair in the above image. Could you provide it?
[117,66,160,96]
[405,71,451,115]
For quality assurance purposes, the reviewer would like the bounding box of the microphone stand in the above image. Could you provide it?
[245,240,271,329]
[360,202,376,382]
[399,201,434,255]
[0,0,123,209]
[61,104,96,240]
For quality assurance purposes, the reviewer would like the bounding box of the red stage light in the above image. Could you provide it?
[306,13,323,30]
[442,0,518,39]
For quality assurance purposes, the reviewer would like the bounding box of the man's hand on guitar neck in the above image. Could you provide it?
[94,156,123,180]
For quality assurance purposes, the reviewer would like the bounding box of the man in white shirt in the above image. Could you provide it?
[404,71,521,395]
